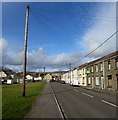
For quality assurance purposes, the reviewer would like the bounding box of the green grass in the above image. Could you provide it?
[2,82,46,119]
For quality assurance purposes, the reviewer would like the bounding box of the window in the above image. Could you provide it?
[91,66,94,72]
[92,77,94,81]
[83,77,85,84]
[96,77,99,86]
[96,65,98,72]
[100,63,103,72]
[108,75,112,87]
[78,70,82,75]
[92,77,94,88]
[88,77,91,85]
[83,69,84,75]
[108,61,111,71]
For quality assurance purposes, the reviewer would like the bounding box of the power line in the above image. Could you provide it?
[28,9,70,70]
[71,30,118,65]
[30,8,85,38]
[31,6,117,22]
[30,11,70,54]
[29,5,117,71]
[30,8,76,54]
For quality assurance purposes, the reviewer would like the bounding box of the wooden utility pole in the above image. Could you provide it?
[22,5,29,96]
[69,63,71,85]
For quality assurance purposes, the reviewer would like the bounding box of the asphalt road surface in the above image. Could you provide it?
[51,82,117,118]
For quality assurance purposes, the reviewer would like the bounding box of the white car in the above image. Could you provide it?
[7,80,13,85]
[70,80,79,86]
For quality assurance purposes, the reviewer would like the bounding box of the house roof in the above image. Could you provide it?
[17,71,67,76]
[0,70,15,75]
[87,50,118,67]
[72,50,118,70]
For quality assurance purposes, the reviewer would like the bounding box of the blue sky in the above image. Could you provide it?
[3,2,101,54]
[2,2,116,72]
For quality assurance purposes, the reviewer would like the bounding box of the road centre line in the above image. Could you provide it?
[73,88,117,108]
[82,92,94,98]
[73,89,79,92]
[101,100,118,108]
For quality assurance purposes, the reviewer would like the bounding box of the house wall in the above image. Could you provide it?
[72,69,78,80]
[0,71,7,78]
[104,58,118,91]
[86,55,118,91]
[44,74,52,82]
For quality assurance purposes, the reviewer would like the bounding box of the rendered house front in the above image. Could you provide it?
[26,75,33,82]
[65,72,69,83]
[77,63,88,87]
[44,74,52,82]
[0,71,7,78]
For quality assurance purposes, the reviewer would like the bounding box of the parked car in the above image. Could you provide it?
[60,80,65,84]
[55,80,59,82]
[70,80,80,86]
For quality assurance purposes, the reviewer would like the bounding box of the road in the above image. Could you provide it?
[51,82,117,118]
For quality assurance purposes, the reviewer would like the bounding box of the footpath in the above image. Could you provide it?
[25,82,62,118]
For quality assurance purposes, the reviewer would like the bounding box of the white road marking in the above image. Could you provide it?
[73,89,79,92]
[82,92,94,98]
[101,100,118,108]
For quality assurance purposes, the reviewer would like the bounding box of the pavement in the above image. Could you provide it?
[25,82,62,118]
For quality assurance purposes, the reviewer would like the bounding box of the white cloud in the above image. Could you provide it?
[2,3,117,72]
[80,3,116,58]
[0,38,8,55]
[1,39,84,71]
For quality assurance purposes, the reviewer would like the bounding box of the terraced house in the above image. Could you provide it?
[86,51,118,91]
[77,63,88,87]
[60,51,118,92]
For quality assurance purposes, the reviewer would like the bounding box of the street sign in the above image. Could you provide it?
[86,70,90,74]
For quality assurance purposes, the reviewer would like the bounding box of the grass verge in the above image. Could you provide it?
[2,82,46,119]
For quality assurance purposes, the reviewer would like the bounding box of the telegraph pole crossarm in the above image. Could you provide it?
[22,5,29,97]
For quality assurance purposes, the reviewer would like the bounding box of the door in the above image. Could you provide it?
[92,77,94,88]
[117,75,118,91]
[101,77,104,89]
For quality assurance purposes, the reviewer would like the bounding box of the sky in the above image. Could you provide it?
[1,2,117,72]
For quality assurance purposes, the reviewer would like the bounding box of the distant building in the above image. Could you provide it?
[0,70,18,84]
[26,75,33,82]
[44,74,52,82]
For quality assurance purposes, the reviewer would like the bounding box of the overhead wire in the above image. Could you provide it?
[29,10,69,69]
[31,6,117,22]
[29,9,68,54]
[71,30,118,66]
[30,7,84,38]
[29,5,117,70]
[30,8,77,56]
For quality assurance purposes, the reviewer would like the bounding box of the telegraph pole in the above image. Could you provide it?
[69,63,71,85]
[22,5,29,97]
[44,67,45,72]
